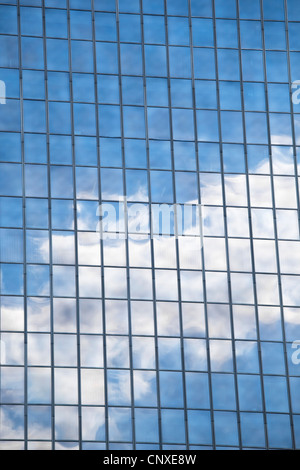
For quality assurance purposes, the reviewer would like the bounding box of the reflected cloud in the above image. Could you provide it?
[107,370,131,406]
[272,146,295,175]
[81,369,104,406]
[0,405,24,440]
[0,297,24,331]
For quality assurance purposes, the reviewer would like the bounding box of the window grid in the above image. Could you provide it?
[0,0,299,451]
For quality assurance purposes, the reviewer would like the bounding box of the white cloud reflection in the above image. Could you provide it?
[1,146,300,446]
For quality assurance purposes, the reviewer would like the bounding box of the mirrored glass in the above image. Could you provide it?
[27,297,50,332]
[0,367,24,404]
[28,406,51,440]
[240,20,262,49]
[96,42,118,74]
[238,375,263,412]
[78,266,101,298]
[108,408,132,443]
[79,298,102,334]
[267,414,292,449]
[214,411,239,447]
[0,264,23,295]
[28,368,51,404]
[168,17,190,46]
[212,373,236,410]
[81,407,105,441]
[106,336,129,368]
[143,15,165,44]
[135,408,159,444]
[45,8,68,38]
[161,409,186,445]
[55,406,79,441]
[131,301,154,336]
[134,370,157,407]
[119,13,141,43]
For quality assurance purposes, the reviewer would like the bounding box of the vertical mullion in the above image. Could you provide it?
[140,0,163,450]
[212,0,243,450]
[187,0,216,450]
[90,0,110,451]
[260,0,296,450]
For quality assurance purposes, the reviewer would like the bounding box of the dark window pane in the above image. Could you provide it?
[100,138,122,167]
[51,166,74,198]
[74,104,97,136]
[121,44,143,75]
[22,37,44,69]
[240,20,262,49]
[96,42,119,74]
[0,197,23,228]
[119,14,141,43]
[23,101,46,133]
[24,134,47,163]
[98,105,121,137]
[119,0,140,13]
[123,107,145,139]
[147,78,168,107]
[239,0,261,19]
[70,10,92,39]
[71,74,94,104]
[95,12,117,41]
[26,199,49,229]
[22,70,45,100]
[143,0,164,14]
[48,72,70,101]
[193,49,215,79]
[192,18,214,47]
[20,6,42,36]
[75,136,98,166]
[94,0,116,11]
[50,135,72,165]
[98,75,119,104]
[45,9,68,38]
[71,40,94,73]
[48,102,71,134]
[47,39,69,70]
[0,133,21,162]
[122,77,143,106]
[143,15,166,45]
[125,139,147,169]
[169,47,191,78]
[168,17,190,46]
[167,0,188,16]
[25,165,48,197]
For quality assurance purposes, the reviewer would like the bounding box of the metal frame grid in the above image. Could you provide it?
[0,0,299,451]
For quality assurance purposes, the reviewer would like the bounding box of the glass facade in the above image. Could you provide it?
[0,0,300,451]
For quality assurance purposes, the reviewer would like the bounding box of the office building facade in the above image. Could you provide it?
[0,0,300,450]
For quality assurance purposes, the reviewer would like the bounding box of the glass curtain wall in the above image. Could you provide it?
[0,0,300,450]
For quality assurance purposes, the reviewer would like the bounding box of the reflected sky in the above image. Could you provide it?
[1,0,300,452]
